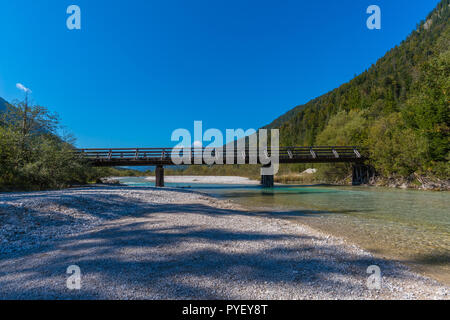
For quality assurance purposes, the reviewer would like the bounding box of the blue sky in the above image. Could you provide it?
[0,0,441,148]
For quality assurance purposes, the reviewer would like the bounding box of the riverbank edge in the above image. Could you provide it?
[101,174,450,192]
[367,174,450,191]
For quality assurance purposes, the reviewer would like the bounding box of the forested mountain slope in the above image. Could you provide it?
[0,97,8,112]
[265,0,449,178]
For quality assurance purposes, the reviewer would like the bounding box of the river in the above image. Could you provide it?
[118,177,450,285]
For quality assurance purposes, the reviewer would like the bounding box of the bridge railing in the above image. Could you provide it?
[76,146,364,163]
[77,148,174,160]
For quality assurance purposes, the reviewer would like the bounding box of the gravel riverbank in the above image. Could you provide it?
[0,186,448,299]
[144,175,260,185]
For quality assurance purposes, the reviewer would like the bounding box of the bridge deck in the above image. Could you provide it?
[77,146,365,166]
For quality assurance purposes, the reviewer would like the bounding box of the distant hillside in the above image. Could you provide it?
[266,0,449,139]
[0,97,9,112]
[263,0,449,178]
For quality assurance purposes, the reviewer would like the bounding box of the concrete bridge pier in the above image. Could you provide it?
[352,164,375,185]
[155,165,164,187]
[261,165,274,188]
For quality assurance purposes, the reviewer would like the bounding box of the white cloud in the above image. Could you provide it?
[16,83,32,93]
[192,140,202,148]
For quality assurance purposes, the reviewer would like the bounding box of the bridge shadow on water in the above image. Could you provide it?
[0,187,422,299]
[158,184,349,203]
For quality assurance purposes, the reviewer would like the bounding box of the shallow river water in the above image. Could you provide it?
[120,177,450,284]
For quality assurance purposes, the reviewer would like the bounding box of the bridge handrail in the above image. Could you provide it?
[75,146,365,160]
[77,146,363,152]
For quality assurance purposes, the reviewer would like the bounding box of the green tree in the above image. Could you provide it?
[0,99,93,190]
[315,110,368,146]
[368,113,428,176]
[404,51,450,162]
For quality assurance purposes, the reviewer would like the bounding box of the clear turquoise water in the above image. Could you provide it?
[119,177,450,283]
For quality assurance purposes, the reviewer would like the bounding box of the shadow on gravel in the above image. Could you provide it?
[0,188,417,299]
[0,186,349,249]
[0,186,196,229]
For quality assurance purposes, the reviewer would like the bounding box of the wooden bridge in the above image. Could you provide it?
[76,146,373,187]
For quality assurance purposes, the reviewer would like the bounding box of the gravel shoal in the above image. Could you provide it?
[143,175,260,184]
[0,186,448,299]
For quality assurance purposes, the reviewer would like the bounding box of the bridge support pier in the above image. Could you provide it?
[352,164,375,185]
[155,165,164,187]
[261,165,274,188]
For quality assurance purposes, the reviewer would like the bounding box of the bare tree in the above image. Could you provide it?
[2,94,60,165]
